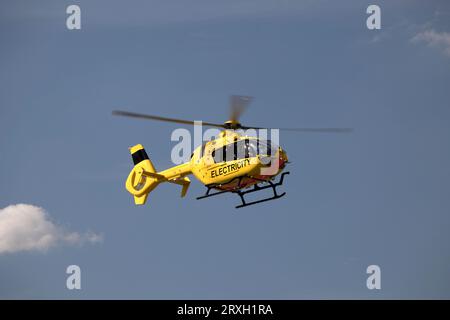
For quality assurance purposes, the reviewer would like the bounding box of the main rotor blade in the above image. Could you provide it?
[229,95,253,122]
[277,127,353,133]
[112,110,352,133]
[112,110,226,128]
[240,125,353,133]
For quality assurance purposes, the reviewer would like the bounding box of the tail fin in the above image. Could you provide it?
[125,144,191,205]
[125,144,161,205]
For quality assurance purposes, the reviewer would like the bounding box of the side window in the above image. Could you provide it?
[247,140,258,158]
[212,140,257,163]
[212,146,225,163]
[211,143,238,163]
[225,143,238,161]
[236,140,247,159]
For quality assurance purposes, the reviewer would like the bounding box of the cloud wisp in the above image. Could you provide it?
[412,29,450,57]
[0,204,102,254]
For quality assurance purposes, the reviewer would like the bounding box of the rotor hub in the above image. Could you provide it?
[223,120,242,130]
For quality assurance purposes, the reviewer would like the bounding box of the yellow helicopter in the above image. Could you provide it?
[113,96,351,208]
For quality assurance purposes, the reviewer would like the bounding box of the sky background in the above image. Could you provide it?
[1,0,450,299]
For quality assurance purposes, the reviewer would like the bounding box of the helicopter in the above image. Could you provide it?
[113,95,351,208]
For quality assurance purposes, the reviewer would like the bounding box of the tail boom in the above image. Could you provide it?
[125,144,191,205]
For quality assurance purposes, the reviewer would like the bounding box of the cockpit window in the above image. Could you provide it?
[247,139,277,157]
[256,139,275,156]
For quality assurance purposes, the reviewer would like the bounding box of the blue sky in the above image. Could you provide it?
[1,0,450,299]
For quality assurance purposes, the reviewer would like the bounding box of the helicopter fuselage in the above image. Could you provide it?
[189,131,288,191]
[124,130,288,205]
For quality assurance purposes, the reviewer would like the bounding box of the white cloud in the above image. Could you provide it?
[0,204,102,254]
[411,29,450,57]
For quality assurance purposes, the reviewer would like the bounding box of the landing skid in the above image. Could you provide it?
[196,172,290,209]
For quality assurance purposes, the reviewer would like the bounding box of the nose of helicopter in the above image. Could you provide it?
[259,148,288,172]
[278,148,288,170]
[257,148,288,178]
